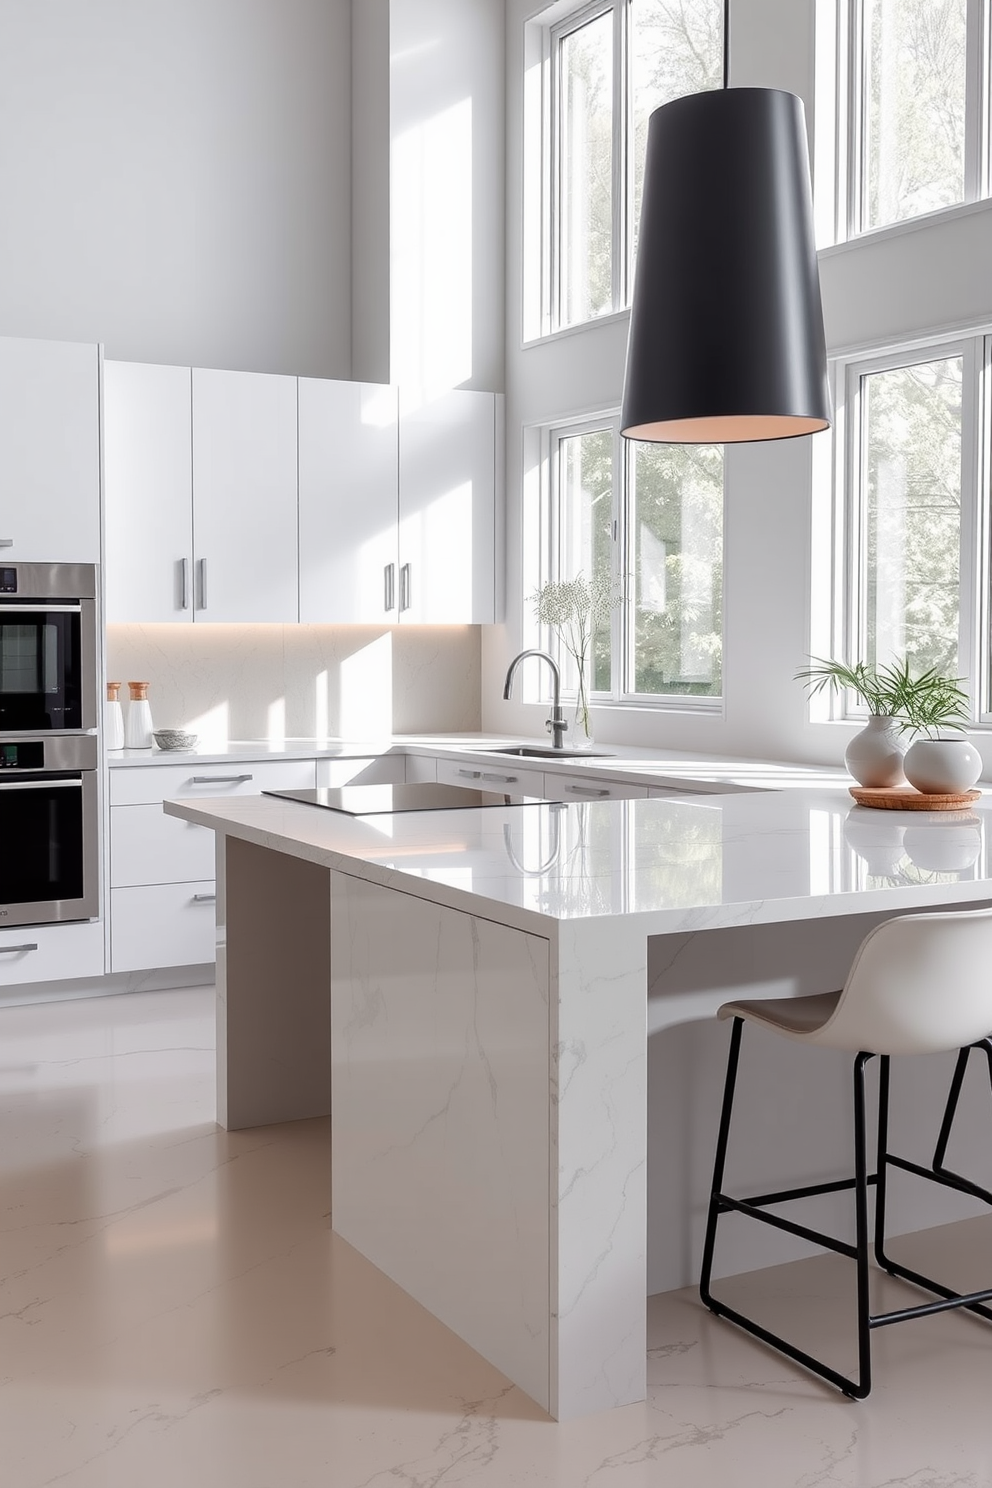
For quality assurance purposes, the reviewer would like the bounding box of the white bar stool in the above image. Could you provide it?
[699,905,992,1399]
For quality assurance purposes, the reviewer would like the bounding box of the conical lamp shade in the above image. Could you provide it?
[621,88,830,444]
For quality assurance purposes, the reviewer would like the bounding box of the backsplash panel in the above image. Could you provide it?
[106,625,481,743]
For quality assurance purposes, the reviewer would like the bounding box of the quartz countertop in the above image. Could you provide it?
[166,787,992,938]
[110,731,854,792]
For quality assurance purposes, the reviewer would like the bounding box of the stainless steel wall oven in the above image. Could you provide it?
[0,563,100,928]
[0,562,98,734]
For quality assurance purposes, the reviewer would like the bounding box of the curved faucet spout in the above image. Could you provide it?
[502,649,568,749]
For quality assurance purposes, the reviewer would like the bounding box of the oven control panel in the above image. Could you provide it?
[1,742,45,769]
[0,568,16,593]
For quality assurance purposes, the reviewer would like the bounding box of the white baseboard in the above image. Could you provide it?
[0,964,214,1007]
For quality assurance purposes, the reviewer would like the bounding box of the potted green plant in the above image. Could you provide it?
[794,656,911,787]
[894,665,981,794]
[532,573,623,746]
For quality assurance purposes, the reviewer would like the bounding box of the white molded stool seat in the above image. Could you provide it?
[700,906,992,1399]
[718,905,992,1055]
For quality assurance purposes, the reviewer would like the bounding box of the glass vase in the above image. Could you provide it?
[573,659,594,748]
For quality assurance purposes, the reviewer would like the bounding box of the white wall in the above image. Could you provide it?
[488,0,992,776]
[0,0,353,377]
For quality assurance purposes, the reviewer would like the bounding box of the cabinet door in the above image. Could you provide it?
[192,369,299,623]
[397,389,497,623]
[104,361,194,622]
[0,337,100,563]
[299,379,399,623]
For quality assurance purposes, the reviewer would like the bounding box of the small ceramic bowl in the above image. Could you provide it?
[152,729,198,752]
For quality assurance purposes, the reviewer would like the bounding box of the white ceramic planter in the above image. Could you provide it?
[844,715,907,788]
[903,736,982,795]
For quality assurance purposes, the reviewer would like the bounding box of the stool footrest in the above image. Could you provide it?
[715,1192,859,1260]
[889,1151,992,1207]
[871,1256,992,1326]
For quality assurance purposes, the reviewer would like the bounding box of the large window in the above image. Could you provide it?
[546,417,724,702]
[837,338,990,717]
[548,0,723,331]
[844,0,988,236]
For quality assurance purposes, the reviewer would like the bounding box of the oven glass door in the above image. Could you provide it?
[0,605,82,732]
[0,774,84,908]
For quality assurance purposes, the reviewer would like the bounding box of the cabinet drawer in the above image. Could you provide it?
[0,920,105,987]
[111,805,215,887]
[542,774,649,802]
[435,756,547,797]
[315,755,406,788]
[403,754,438,783]
[110,758,316,806]
[111,882,217,972]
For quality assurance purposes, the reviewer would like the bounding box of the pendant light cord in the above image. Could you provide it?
[723,0,730,88]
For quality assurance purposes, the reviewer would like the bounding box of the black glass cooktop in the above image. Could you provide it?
[263,784,548,817]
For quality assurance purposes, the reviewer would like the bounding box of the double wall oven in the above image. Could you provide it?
[0,563,100,928]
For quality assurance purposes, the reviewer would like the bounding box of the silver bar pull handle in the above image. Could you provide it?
[565,784,609,797]
[180,557,190,610]
[481,771,518,784]
[188,773,253,784]
[0,942,38,954]
[384,562,395,612]
[0,538,13,549]
[197,558,207,611]
[456,767,482,779]
[399,562,411,612]
[191,893,216,903]
[0,778,82,791]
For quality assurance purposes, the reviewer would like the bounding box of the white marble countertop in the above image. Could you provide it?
[166,787,992,938]
[112,731,853,791]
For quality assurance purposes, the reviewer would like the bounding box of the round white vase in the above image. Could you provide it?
[902,736,982,795]
[844,715,907,788]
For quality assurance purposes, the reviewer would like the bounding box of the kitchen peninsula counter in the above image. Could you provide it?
[166,786,992,1420]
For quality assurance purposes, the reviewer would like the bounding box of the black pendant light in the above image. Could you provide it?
[620,0,830,445]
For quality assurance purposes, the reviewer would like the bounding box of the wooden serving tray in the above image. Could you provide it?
[849,786,981,811]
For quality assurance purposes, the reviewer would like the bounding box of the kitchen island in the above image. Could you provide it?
[166,785,992,1419]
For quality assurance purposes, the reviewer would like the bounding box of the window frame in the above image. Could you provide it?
[831,332,992,724]
[842,0,991,242]
[542,411,725,711]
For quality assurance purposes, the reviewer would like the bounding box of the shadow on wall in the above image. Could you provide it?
[105,624,482,742]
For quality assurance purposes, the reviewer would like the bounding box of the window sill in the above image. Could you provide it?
[521,306,630,352]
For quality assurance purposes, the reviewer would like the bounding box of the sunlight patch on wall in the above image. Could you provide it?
[340,632,393,737]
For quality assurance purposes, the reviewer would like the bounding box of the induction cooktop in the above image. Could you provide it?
[262,784,549,816]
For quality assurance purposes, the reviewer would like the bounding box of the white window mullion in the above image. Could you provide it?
[613,418,627,700]
[614,0,629,312]
[978,337,992,719]
[964,0,988,203]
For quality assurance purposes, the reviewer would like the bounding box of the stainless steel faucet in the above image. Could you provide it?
[503,649,568,749]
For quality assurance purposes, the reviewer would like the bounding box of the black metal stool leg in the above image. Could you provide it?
[874,1055,897,1276]
[933,1046,971,1175]
[852,1052,873,1398]
[699,1017,743,1308]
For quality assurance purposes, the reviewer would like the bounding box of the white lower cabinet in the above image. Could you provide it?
[542,774,649,802]
[111,883,218,973]
[435,756,547,797]
[108,757,317,973]
[0,921,105,988]
[315,755,406,787]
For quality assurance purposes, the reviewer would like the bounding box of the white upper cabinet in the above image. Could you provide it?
[192,369,299,623]
[0,336,100,563]
[104,361,194,623]
[298,378,399,623]
[398,389,498,624]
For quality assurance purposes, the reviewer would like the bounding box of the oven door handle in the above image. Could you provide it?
[0,943,39,954]
[0,603,83,613]
[0,778,83,790]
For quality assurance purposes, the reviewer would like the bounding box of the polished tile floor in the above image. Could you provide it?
[3,986,992,1487]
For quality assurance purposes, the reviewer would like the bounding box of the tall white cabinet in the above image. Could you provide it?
[298,378,399,623]
[397,388,498,624]
[192,369,299,623]
[104,361,194,622]
[104,361,299,624]
[0,336,100,563]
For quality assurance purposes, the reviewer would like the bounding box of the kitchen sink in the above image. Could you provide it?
[491,746,615,759]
